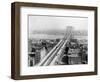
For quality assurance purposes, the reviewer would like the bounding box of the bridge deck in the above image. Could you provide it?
[36,31,72,66]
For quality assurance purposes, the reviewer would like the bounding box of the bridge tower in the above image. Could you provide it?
[64,26,73,40]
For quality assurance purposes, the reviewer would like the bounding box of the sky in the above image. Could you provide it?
[28,15,88,35]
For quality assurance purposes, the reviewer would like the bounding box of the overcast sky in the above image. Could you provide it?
[28,15,88,35]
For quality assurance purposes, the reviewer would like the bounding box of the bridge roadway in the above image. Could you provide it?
[36,33,72,66]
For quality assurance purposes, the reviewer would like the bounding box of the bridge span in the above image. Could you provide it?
[36,27,73,66]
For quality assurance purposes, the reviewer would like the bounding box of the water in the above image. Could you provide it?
[29,34,87,40]
[29,34,64,39]
[74,36,87,40]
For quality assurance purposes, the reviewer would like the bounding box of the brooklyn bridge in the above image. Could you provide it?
[28,26,88,66]
[36,27,73,66]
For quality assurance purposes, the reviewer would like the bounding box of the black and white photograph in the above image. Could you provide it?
[11,2,97,79]
[28,15,88,67]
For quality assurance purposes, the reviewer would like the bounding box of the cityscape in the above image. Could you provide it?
[28,15,88,66]
[28,27,88,66]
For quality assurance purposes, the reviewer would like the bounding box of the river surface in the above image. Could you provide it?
[29,34,87,40]
[29,34,64,39]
